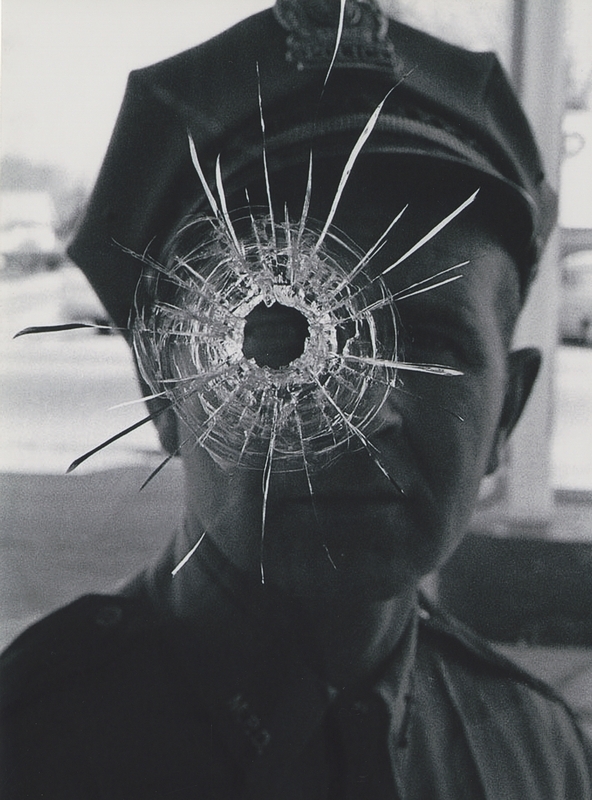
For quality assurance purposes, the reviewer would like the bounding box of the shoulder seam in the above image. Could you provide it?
[418,594,576,709]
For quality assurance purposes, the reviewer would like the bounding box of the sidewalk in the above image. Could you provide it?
[0,462,184,651]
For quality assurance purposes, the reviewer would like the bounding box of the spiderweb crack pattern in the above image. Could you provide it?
[132,212,399,475]
[14,1,477,581]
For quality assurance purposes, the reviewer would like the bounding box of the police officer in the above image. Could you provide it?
[2,1,591,797]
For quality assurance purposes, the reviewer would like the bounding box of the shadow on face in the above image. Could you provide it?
[171,155,536,601]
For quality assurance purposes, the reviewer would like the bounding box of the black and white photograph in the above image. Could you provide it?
[1,1,592,796]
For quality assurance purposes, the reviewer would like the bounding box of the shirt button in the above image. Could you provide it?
[95,604,123,628]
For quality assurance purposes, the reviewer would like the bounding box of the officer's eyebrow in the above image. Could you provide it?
[397,256,519,334]
[395,293,483,350]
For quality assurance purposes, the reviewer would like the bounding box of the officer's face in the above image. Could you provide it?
[179,188,531,602]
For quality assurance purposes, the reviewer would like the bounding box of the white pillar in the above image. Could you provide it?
[507,0,565,523]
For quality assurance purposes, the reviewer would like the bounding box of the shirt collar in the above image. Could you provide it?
[124,529,418,795]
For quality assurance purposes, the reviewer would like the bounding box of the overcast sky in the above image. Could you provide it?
[1,1,271,186]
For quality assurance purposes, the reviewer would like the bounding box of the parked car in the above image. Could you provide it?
[560,249,592,345]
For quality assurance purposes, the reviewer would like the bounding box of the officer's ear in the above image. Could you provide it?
[485,347,541,475]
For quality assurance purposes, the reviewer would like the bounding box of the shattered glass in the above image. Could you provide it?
[16,0,477,579]
[132,211,402,474]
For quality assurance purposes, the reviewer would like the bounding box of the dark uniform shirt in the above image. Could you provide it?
[2,533,592,799]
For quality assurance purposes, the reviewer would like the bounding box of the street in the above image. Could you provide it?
[0,268,161,474]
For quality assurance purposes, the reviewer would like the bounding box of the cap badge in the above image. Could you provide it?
[274,0,401,75]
